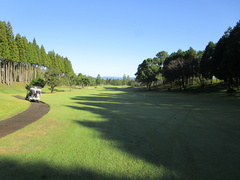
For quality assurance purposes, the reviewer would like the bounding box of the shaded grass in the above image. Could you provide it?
[155,82,240,97]
[0,85,240,179]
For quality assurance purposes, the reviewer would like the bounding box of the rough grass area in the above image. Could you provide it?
[0,85,240,179]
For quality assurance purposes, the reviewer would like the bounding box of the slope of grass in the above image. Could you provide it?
[0,85,240,179]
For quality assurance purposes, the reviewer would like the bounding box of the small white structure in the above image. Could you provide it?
[25,86,42,102]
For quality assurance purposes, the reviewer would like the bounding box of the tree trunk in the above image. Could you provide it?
[0,61,2,84]
[9,61,13,85]
[5,61,10,85]
[51,86,54,93]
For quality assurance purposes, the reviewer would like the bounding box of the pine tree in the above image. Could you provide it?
[0,21,10,60]
[200,42,215,82]
[5,21,19,62]
[40,45,48,67]
[48,50,56,68]
[28,42,35,64]
[32,38,40,65]
[96,74,102,85]
[0,20,75,85]
[15,34,28,63]
[0,21,11,84]
[122,74,127,85]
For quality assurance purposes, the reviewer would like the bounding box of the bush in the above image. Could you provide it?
[29,77,46,88]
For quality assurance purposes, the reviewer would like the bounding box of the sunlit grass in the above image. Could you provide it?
[0,83,30,121]
[0,86,172,179]
[0,84,239,179]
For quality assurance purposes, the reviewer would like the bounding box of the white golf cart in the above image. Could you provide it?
[25,86,42,102]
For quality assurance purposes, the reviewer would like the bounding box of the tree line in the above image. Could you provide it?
[0,21,73,85]
[66,73,136,90]
[31,72,135,93]
[135,20,240,90]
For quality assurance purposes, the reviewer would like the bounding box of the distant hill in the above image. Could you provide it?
[102,76,135,80]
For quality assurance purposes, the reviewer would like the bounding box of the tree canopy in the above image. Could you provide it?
[135,20,240,90]
[135,58,161,90]
[0,20,74,85]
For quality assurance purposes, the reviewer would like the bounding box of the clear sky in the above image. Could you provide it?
[1,0,240,77]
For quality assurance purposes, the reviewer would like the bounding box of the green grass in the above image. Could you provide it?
[0,83,30,121]
[0,85,240,179]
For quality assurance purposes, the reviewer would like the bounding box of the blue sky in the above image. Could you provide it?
[2,0,240,77]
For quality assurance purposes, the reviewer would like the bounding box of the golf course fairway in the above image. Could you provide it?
[0,86,239,180]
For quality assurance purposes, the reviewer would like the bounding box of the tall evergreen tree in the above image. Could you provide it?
[96,74,102,85]
[28,42,35,64]
[226,21,240,83]
[122,74,127,85]
[0,21,10,60]
[5,21,19,62]
[32,38,40,64]
[63,57,73,73]
[15,34,28,63]
[200,41,215,81]
[48,50,56,68]
[212,27,233,85]
[40,45,48,67]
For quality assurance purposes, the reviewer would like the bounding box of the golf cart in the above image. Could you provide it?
[25,86,42,102]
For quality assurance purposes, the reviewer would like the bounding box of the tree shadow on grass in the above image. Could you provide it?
[67,87,240,180]
[0,158,125,180]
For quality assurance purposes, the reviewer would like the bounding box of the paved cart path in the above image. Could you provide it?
[0,96,50,138]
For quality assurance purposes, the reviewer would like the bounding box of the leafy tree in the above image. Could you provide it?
[112,79,122,86]
[76,73,85,87]
[86,76,96,86]
[135,58,160,90]
[29,77,46,88]
[162,47,199,90]
[156,51,169,68]
[44,69,61,93]
[122,74,127,85]
[64,72,77,91]
[126,75,131,85]
[76,73,96,87]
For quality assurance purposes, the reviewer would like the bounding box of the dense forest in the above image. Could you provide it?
[0,21,135,89]
[0,21,73,85]
[135,20,240,90]
[2,20,239,91]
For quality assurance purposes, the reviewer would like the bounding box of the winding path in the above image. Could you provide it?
[0,96,50,138]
